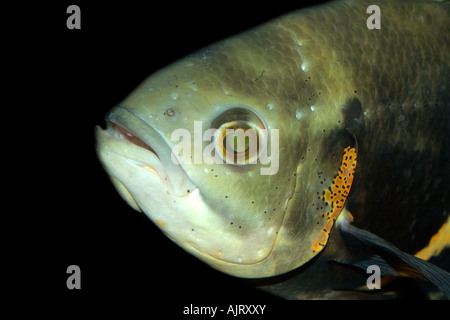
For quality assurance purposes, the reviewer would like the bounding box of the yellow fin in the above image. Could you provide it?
[415,215,450,261]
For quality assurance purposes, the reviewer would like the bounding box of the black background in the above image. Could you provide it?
[15,0,439,316]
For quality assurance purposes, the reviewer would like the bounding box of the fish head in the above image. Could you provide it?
[95,28,352,278]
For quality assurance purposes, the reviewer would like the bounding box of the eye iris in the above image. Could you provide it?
[219,121,261,165]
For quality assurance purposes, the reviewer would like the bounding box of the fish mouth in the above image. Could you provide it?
[108,121,160,158]
[96,105,196,198]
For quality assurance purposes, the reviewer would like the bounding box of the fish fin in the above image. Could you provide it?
[337,210,450,298]
[343,254,401,278]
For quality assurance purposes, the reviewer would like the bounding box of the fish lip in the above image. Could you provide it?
[106,120,160,158]
[103,106,196,197]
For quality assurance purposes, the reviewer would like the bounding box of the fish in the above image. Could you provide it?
[95,0,450,299]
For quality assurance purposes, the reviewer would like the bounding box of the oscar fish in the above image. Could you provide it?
[95,0,450,299]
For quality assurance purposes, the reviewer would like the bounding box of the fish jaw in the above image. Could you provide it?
[95,107,281,271]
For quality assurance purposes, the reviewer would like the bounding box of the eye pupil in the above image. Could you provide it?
[224,131,251,154]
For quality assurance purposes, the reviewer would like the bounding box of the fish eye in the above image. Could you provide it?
[211,108,267,166]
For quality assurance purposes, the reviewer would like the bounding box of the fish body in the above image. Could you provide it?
[96,0,450,299]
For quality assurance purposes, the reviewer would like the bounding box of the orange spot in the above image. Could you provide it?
[324,147,357,220]
[323,217,334,234]
[311,147,357,253]
[312,230,329,252]
[155,219,167,227]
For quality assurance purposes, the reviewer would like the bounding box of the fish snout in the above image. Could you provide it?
[95,106,196,198]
